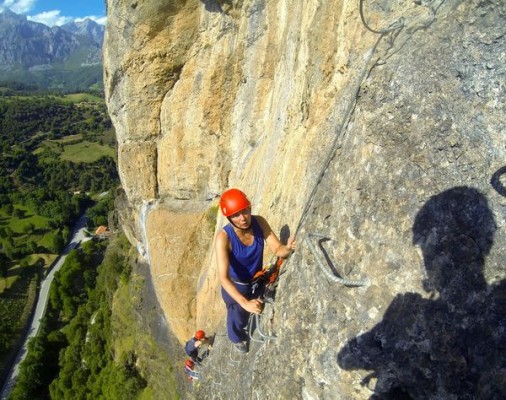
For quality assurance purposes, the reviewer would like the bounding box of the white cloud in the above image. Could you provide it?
[27,10,72,27]
[76,15,107,26]
[0,0,36,14]
[1,1,106,27]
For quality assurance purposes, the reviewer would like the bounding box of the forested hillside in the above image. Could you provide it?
[0,88,119,390]
[10,236,151,399]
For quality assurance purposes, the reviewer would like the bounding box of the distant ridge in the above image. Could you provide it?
[0,9,105,92]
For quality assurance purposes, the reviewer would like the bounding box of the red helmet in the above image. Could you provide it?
[195,330,206,340]
[219,189,251,217]
[185,359,194,369]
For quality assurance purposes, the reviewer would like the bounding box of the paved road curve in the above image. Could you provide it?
[0,214,92,400]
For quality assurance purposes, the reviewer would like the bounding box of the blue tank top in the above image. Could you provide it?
[224,217,264,282]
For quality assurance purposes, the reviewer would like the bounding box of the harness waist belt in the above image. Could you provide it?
[232,279,251,286]
[232,275,264,286]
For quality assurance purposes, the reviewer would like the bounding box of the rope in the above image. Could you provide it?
[293,32,385,238]
[359,0,405,35]
[291,0,415,239]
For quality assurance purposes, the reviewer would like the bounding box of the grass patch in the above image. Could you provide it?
[0,93,101,103]
[205,204,219,231]
[0,205,51,234]
[0,254,44,294]
[51,134,83,144]
[0,275,19,293]
[24,254,57,270]
[39,231,58,250]
[0,205,57,276]
[61,93,103,103]
[28,253,58,268]
[34,133,115,160]
[32,140,60,156]
[60,140,115,163]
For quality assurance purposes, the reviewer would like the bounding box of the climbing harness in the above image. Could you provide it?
[251,256,284,300]
[245,257,285,342]
[196,344,212,364]
[306,233,368,286]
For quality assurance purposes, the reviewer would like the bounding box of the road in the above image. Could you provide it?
[0,214,92,400]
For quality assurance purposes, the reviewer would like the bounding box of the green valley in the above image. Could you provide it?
[0,87,119,386]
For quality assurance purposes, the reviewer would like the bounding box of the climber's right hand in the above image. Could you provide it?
[241,298,264,314]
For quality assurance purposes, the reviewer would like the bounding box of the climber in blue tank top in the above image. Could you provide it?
[215,189,296,353]
[223,217,264,282]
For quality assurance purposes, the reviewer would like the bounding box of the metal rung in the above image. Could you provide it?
[248,313,277,342]
[306,233,369,286]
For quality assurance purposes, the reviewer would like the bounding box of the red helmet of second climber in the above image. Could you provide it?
[195,330,206,340]
[185,359,194,369]
[219,189,251,217]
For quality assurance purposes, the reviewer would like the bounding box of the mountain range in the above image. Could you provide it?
[0,9,105,92]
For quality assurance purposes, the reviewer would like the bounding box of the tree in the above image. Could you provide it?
[12,207,25,218]
[48,231,65,254]
[0,321,13,353]
[0,262,7,278]
[3,242,15,260]
[23,223,35,234]
[5,203,13,214]
[3,226,14,238]
[27,241,39,254]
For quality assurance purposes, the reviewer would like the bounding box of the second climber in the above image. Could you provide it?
[184,330,211,364]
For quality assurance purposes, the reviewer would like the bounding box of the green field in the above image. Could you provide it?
[60,140,116,163]
[60,93,104,103]
[0,205,50,232]
[35,130,116,161]
[0,92,103,104]
[52,134,83,143]
[0,205,56,292]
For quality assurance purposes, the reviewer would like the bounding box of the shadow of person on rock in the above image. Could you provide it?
[337,186,506,399]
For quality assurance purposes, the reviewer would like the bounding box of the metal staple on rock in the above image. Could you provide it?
[218,365,229,376]
[248,313,277,342]
[228,343,241,364]
[306,233,368,286]
[248,314,263,343]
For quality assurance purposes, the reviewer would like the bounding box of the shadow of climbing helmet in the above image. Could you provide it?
[219,188,251,217]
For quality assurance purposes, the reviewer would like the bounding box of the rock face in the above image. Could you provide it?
[103,0,505,398]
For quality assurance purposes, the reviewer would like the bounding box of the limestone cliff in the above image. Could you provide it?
[103,0,505,398]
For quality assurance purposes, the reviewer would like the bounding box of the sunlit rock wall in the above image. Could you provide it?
[104,0,381,341]
[104,0,505,397]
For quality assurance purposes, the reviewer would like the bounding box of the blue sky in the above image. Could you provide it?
[0,0,106,26]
